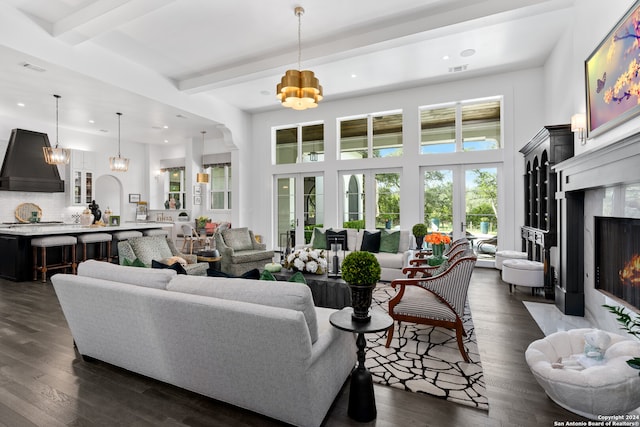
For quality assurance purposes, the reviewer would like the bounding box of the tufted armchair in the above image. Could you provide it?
[117,236,208,276]
[215,227,274,276]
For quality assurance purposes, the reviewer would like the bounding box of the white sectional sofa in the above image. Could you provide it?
[306,228,412,281]
[51,260,357,427]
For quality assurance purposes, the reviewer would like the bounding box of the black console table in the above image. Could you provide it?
[329,307,393,422]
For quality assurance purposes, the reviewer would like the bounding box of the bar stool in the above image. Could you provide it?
[78,233,112,262]
[143,229,169,237]
[111,230,143,262]
[32,235,77,283]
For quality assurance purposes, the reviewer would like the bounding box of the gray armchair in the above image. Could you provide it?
[215,227,274,276]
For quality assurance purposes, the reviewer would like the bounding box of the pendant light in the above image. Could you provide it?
[276,7,323,110]
[43,94,71,165]
[196,130,209,183]
[109,112,129,172]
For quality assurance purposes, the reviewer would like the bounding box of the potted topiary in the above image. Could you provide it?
[412,223,428,249]
[341,251,381,322]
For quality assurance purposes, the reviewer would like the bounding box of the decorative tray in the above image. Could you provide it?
[15,203,42,223]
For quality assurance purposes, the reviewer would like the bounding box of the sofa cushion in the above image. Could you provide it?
[222,227,253,251]
[128,236,173,266]
[326,229,348,251]
[312,228,326,249]
[166,275,319,343]
[77,259,176,289]
[379,230,400,253]
[360,230,381,253]
[152,259,187,275]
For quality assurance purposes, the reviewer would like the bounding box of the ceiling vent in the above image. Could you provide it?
[448,64,468,73]
[21,62,46,72]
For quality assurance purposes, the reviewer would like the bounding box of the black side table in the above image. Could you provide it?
[329,307,393,422]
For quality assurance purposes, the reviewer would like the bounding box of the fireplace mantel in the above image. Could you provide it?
[554,131,640,192]
[551,131,640,316]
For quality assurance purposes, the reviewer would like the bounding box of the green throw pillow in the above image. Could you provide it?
[123,257,146,268]
[379,231,400,253]
[288,271,307,284]
[260,270,276,281]
[312,228,326,249]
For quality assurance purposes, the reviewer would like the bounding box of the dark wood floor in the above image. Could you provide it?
[0,268,588,427]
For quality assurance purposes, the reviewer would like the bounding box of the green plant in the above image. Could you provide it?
[412,223,428,237]
[196,216,209,229]
[603,304,640,371]
[341,251,381,285]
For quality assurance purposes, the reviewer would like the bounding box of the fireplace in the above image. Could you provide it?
[595,216,640,311]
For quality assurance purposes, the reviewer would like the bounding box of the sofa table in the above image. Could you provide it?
[329,307,393,422]
[272,270,351,309]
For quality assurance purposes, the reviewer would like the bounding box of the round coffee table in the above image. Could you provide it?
[195,251,222,270]
[330,307,393,422]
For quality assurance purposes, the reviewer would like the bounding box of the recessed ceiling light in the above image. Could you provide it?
[442,55,450,60]
[176,114,187,119]
[164,140,168,143]
[460,49,476,57]
[351,74,357,78]
[20,62,46,72]
[100,129,109,133]
[16,102,25,107]
[163,125,169,129]
[88,119,95,124]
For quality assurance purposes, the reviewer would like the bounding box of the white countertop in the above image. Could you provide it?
[0,222,171,237]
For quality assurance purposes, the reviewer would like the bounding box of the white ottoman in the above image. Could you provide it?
[525,328,640,419]
[501,259,543,293]
[495,250,527,270]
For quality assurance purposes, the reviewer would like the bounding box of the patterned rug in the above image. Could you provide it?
[365,284,489,410]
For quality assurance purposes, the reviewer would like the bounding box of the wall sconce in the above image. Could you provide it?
[571,113,587,145]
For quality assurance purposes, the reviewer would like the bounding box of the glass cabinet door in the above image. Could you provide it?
[85,172,93,204]
[74,171,82,204]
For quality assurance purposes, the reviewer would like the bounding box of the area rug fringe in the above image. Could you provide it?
[366,284,489,410]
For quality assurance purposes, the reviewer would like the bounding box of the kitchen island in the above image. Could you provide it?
[0,222,171,281]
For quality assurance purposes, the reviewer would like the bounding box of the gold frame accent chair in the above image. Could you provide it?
[385,249,477,362]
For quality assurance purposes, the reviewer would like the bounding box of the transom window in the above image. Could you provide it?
[339,111,403,160]
[420,98,501,154]
[274,122,324,165]
[207,163,232,210]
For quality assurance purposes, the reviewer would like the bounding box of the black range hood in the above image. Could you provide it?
[0,129,65,192]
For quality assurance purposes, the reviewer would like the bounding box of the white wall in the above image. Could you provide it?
[543,0,640,334]
[250,68,546,250]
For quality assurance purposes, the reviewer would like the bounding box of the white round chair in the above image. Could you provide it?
[501,258,543,293]
[526,328,640,419]
[495,249,527,270]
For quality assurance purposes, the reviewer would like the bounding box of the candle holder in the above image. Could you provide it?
[328,236,345,278]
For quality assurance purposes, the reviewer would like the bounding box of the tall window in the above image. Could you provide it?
[274,123,324,164]
[339,111,403,159]
[208,163,231,210]
[420,98,501,154]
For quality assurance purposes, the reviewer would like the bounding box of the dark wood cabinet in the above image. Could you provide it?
[519,125,574,299]
[0,235,31,281]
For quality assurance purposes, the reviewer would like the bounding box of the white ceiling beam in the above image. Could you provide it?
[53,0,176,45]
[178,0,572,94]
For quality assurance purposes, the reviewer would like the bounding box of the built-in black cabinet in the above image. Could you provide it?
[519,125,574,299]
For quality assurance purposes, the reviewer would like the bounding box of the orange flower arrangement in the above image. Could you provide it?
[424,232,452,245]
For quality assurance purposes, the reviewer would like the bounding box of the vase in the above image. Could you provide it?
[415,235,425,250]
[428,244,446,266]
[349,283,375,322]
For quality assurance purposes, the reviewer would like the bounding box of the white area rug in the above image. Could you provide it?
[365,284,489,410]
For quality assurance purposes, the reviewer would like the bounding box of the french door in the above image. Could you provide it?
[421,163,500,247]
[274,174,324,250]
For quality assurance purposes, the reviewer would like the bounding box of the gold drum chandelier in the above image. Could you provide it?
[196,130,209,183]
[276,7,323,110]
